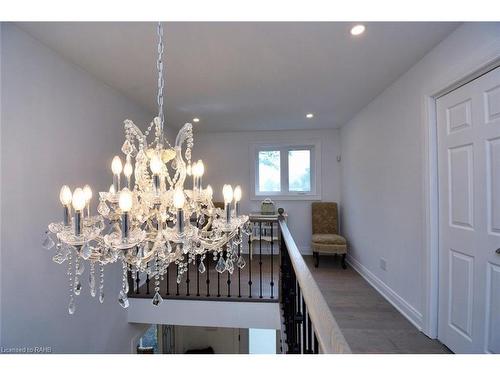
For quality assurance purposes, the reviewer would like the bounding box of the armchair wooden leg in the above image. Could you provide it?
[313,252,319,268]
[341,254,347,269]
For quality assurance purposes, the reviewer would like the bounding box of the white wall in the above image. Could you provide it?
[340,23,500,332]
[0,24,153,352]
[191,129,341,253]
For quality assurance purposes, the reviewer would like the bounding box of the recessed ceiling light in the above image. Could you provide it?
[306,113,314,119]
[193,118,200,123]
[350,24,366,36]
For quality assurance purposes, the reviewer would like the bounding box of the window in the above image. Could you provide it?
[252,142,321,200]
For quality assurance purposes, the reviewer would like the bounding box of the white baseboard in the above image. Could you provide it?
[347,255,423,331]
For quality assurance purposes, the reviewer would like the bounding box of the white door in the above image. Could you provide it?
[437,66,500,353]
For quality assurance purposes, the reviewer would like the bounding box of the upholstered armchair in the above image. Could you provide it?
[311,202,347,268]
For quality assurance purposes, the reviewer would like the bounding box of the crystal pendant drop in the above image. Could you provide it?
[121,139,133,155]
[124,281,129,294]
[118,290,129,309]
[42,233,55,250]
[99,289,104,304]
[74,280,82,295]
[198,214,205,226]
[226,259,234,274]
[237,255,246,269]
[81,243,92,260]
[68,297,76,315]
[215,256,226,273]
[151,291,163,307]
[52,251,68,264]
[198,260,206,273]
[76,261,85,275]
[97,200,110,216]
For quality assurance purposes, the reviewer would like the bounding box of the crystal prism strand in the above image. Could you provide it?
[118,261,129,308]
[198,256,206,274]
[73,256,82,296]
[89,262,96,298]
[42,231,55,250]
[151,252,163,307]
[215,254,226,273]
[99,264,104,304]
[76,260,85,275]
[67,250,76,315]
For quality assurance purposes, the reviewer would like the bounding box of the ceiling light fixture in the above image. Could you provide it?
[306,113,314,119]
[350,24,366,36]
[43,22,250,314]
[193,118,200,123]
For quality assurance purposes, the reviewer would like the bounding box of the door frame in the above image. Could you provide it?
[422,55,500,339]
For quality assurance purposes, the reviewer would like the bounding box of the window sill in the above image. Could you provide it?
[250,194,322,201]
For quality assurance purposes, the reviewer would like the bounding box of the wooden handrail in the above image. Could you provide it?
[279,217,351,354]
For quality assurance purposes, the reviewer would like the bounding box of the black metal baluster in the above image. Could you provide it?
[176,264,180,296]
[206,255,211,297]
[296,283,303,353]
[217,251,221,298]
[270,222,274,299]
[313,332,319,354]
[196,255,200,297]
[136,270,140,294]
[238,230,242,298]
[302,297,307,354]
[306,314,313,354]
[166,263,170,296]
[226,247,231,297]
[146,262,150,295]
[186,258,190,297]
[259,221,263,298]
[248,231,252,298]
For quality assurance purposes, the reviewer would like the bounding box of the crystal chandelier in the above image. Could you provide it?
[42,23,250,314]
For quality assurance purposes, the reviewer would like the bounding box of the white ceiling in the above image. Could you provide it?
[18,22,459,132]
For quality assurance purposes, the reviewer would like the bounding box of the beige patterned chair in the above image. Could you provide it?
[311,202,347,268]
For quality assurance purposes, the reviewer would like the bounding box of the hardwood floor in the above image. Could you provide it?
[304,255,451,354]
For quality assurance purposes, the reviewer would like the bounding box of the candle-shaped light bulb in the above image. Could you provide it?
[186,164,192,176]
[234,185,242,217]
[119,188,133,240]
[234,186,242,202]
[83,184,92,217]
[223,184,233,223]
[119,188,133,212]
[109,184,116,194]
[173,189,185,209]
[192,161,200,177]
[197,160,205,177]
[59,185,72,226]
[150,153,163,175]
[59,185,72,206]
[124,160,133,178]
[173,189,185,233]
[111,156,123,175]
[72,188,86,236]
[124,160,133,188]
[72,188,86,211]
[206,185,213,198]
[223,184,233,204]
[111,156,122,191]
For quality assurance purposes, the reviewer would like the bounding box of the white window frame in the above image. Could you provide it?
[250,141,322,201]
